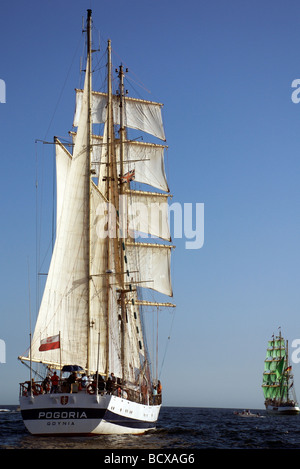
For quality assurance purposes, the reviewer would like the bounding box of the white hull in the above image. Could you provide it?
[20,392,161,435]
[265,404,300,415]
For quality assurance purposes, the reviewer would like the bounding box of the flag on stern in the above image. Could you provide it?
[39,334,60,351]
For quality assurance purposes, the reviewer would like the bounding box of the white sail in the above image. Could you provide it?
[29,63,91,368]
[120,141,169,192]
[123,290,148,383]
[120,96,165,141]
[127,190,171,241]
[125,242,173,297]
[74,90,166,141]
[89,184,109,374]
[70,132,104,183]
[55,140,72,227]
[74,96,168,192]
[73,134,169,192]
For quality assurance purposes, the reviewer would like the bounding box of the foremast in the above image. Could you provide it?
[117,63,129,383]
[86,8,93,376]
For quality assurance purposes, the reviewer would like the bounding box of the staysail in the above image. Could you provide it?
[27,60,91,369]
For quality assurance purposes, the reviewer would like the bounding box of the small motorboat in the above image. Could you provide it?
[234,410,265,418]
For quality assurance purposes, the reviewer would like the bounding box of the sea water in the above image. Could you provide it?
[1,405,300,452]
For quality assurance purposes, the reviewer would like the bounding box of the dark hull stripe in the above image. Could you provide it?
[106,409,156,429]
[21,407,157,430]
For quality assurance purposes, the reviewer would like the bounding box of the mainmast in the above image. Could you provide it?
[106,40,127,380]
[105,39,113,378]
[117,64,128,383]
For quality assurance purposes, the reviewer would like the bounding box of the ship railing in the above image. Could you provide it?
[81,381,162,405]
[19,380,47,396]
[19,379,162,405]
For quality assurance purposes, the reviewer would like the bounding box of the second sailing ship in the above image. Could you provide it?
[262,330,299,414]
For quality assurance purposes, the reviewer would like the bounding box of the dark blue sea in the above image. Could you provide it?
[1,405,300,459]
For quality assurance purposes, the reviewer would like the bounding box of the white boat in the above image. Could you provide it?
[234,410,264,418]
[18,9,175,435]
[262,329,300,415]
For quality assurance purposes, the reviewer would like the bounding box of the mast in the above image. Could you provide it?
[86,8,92,374]
[278,330,284,404]
[118,64,128,383]
[105,39,112,378]
[118,64,126,195]
[286,339,289,401]
[278,329,287,403]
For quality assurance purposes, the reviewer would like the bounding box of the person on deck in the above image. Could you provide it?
[157,380,162,404]
[97,375,105,392]
[42,375,50,393]
[81,374,88,388]
[153,385,158,405]
[106,376,112,394]
[50,372,59,393]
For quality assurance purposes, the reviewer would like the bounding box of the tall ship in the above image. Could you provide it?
[262,330,299,414]
[18,10,175,435]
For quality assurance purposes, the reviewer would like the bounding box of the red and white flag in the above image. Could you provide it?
[39,334,60,352]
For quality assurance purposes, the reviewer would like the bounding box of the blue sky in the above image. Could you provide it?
[1,0,300,409]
